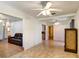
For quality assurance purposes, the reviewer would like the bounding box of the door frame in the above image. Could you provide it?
[48,25,53,40]
[42,24,46,40]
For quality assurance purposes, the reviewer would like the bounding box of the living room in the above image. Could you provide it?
[0,13,23,57]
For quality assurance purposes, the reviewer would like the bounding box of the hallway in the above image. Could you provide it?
[10,40,79,58]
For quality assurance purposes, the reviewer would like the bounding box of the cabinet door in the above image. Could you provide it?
[65,29,77,53]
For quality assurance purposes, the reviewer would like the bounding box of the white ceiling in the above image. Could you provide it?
[3,1,79,18]
[1,1,79,24]
[0,13,22,22]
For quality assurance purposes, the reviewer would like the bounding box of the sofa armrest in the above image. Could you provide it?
[10,37,15,38]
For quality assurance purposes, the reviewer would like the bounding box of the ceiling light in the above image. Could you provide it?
[0,20,3,23]
[7,27,10,31]
[46,10,51,15]
[54,22,60,25]
[6,21,10,26]
[42,11,47,16]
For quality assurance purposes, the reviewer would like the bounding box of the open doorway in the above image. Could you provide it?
[0,13,23,57]
[41,15,77,53]
[42,24,46,40]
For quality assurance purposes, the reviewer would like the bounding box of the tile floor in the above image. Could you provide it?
[10,40,79,58]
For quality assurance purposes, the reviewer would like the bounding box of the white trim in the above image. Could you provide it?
[39,13,76,20]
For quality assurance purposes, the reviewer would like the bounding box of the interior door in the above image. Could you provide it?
[65,29,77,53]
[42,25,46,40]
[48,25,53,40]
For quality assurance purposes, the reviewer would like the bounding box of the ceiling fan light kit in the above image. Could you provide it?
[54,22,60,25]
[33,1,62,16]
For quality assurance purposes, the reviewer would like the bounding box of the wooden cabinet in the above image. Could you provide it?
[65,29,77,53]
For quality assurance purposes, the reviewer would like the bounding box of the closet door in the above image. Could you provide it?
[65,29,77,53]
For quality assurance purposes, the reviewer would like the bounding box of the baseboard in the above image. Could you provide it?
[23,40,42,50]
[54,40,64,47]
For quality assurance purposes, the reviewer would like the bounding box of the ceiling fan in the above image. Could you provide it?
[32,1,62,16]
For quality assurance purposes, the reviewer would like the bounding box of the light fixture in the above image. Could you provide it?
[54,22,60,25]
[0,20,3,23]
[46,10,51,16]
[42,11,47,16]
[7,27,10,31]
[6,21,10,27]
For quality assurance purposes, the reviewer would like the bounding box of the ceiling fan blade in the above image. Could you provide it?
[49,9,62,12]
[32,9,44,10]
[37,10,47,16]
[44,2,52,9]
[46,10,52,16]
[37,11,44,16]
[42,11,47,16]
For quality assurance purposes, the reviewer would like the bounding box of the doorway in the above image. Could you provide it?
[48,25,54,40]
[42,24,46,40]
[0,13,23,57]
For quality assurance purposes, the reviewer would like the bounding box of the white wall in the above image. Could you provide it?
[0,2,42,49]
[11,21,23,36]
[54,23,69,42]
[53,17,73,46]
[75,8,79,54]
[23,19,42,49]
[46,26,48,40]
[0,22,3,39]
[53,23,69,46]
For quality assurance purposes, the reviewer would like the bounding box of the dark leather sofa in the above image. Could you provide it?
[8,33,23,46]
